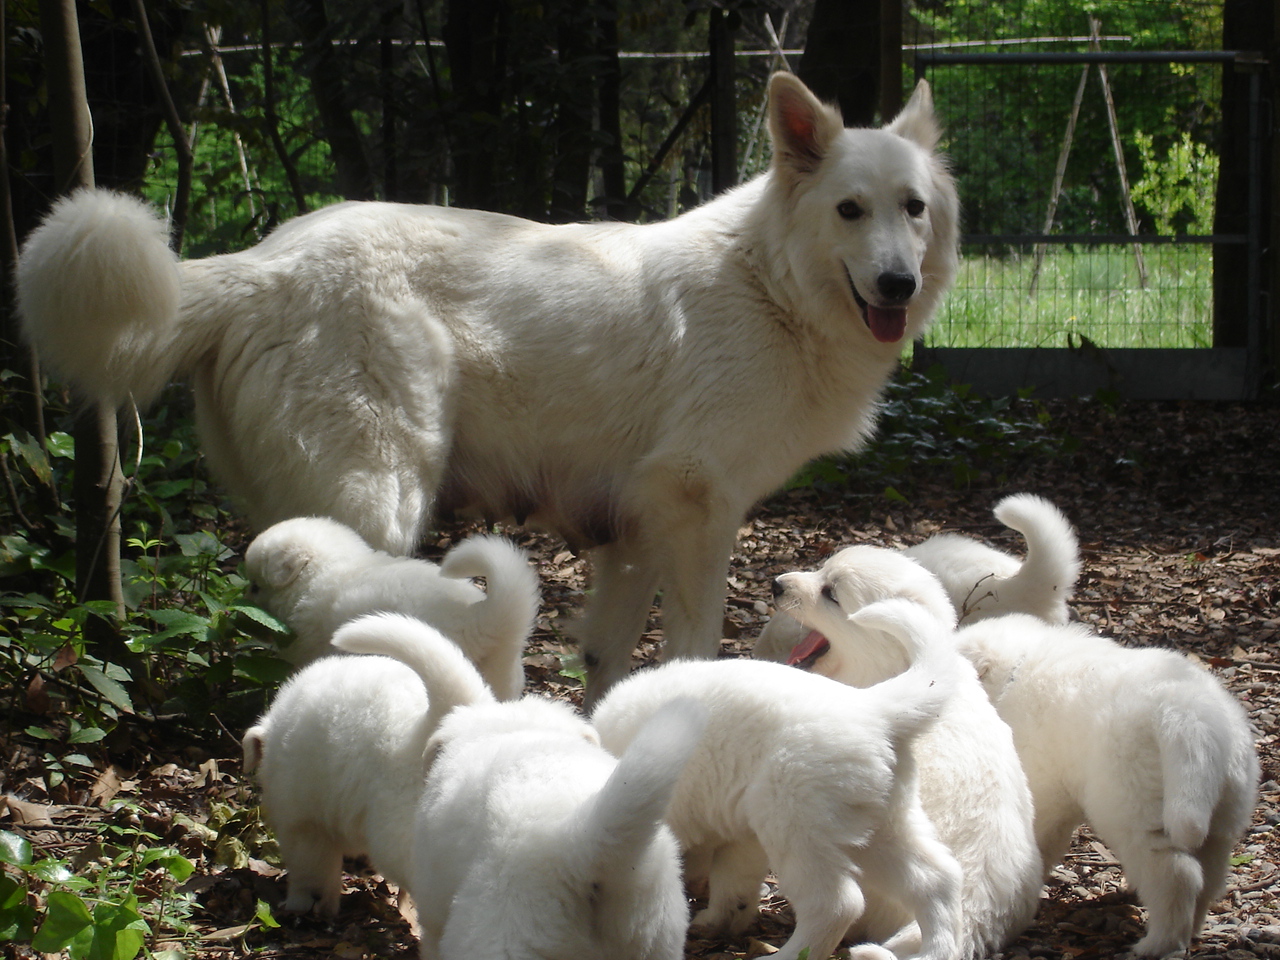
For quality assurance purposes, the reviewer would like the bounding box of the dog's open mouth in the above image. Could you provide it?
[848,271,909,344]
[786,630,831,671]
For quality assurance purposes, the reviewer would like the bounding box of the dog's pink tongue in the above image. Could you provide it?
[867,305,908,343]
[786,630,830,667]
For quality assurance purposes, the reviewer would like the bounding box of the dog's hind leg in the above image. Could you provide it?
[1114,841,1203,957]
[859,818,963,960]
[771,853,868,960]
[689,839,769,938]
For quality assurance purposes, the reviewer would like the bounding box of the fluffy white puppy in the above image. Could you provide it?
[242,613,490,914]
[593,599,966,960]
[245,517,537,698]
[339,624,707,960]
[903,492,1080,625]
[956,613,1259,958]
[772,546,1043,960]
[755,492,1079,663]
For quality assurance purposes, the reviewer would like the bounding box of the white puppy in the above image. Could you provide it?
[245,517,537,697]
[755,492,1079,663]
[593,599,965,960]
[903,492,1080,625]
[242,613,491,914]
[338,624,707,960]
[772,546,1043,960]
[956,613,1259,958]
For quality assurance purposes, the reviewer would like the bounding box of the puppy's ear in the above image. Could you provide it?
[767,72,844,178]
[262,548,309,589]
[886,79,940,151]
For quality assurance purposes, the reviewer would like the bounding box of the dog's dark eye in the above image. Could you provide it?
[837,200,863,220]
[820,584,838,605]
[905,198,926,218]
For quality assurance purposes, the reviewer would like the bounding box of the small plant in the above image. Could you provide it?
[786,363,1066,500]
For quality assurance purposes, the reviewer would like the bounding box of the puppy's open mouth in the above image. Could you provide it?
[786,630,831,671]
[847,269,909,345]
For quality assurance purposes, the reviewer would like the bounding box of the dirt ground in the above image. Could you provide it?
[3,395,1279,959]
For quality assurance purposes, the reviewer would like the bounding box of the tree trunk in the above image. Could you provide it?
[443,0,505,210]
[595,0,629,220]
[709,7,737,195]
[799,0,880,126]
[289,0,377,201]
[37,0,128,655]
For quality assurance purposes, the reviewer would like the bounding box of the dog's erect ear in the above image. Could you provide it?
[886,79,940,151]
[767,72,844,178]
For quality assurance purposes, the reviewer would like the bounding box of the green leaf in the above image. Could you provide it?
[231,605,291,634]
[46,431,75,458]
[0,874,36,941]
[0,830,32,867]
[76,664,135,714]
[139,848,196,883]
[88,897,150,960]
[31,890,94,954]
[233,655,293,686]
[254,899,280,929]
[68,725,108,745]
[6,430,53,486]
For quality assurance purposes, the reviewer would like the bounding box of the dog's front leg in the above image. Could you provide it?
[577,540,662,710]
[653,506,742,664]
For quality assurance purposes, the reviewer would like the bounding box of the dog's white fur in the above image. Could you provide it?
[904,493,1080,624]
[754,493,1080,664]
[241,613,491,915]
[772,547,1043,959]
[339,624,707,960]
[956,613,1259,957]
[17,73,957,704]
[244,517,536,696]
[593,599,966,960]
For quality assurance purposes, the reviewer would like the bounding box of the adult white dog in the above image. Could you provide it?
[904,492,1080,624]
[771,546,1043,959]
[338,617,707,960]
[592,599,965,960]
[244,517,537,696]
[956,613,1258,957]
[16,72,958,702]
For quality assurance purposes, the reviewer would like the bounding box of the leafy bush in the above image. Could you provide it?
[787,362,1069,499]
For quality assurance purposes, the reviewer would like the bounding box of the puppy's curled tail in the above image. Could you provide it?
[992,494,1081,622]
[332,612,495,731]
[850,598,960,744]
[583,697,708,862]
[242,725,266,774]
[1158,692,1259,850]
[439,534,540,652]
[16,189,189,409]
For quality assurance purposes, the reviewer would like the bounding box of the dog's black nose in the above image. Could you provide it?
[877,272,917,302]
[771,577,785,598]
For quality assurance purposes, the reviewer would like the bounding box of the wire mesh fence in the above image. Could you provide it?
[905,0,1229,349]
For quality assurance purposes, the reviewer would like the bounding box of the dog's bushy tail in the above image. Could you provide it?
[440,534,540,651]
[1157,689,1258,849]
[992,494,1081,622]
[16,189,201,408]
[850,598,959,744]
[332,612,495,731]
[583,697,707,862]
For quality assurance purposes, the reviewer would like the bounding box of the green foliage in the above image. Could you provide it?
[1131,130,1219,234]
[787,363,1066,498]
[912,0,1222,238]
[0,385,296,956]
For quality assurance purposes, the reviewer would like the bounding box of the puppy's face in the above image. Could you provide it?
[772,545,955,683]
[243,516,372,618]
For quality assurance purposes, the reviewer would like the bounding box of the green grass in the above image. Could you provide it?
[927,245,1213,349]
